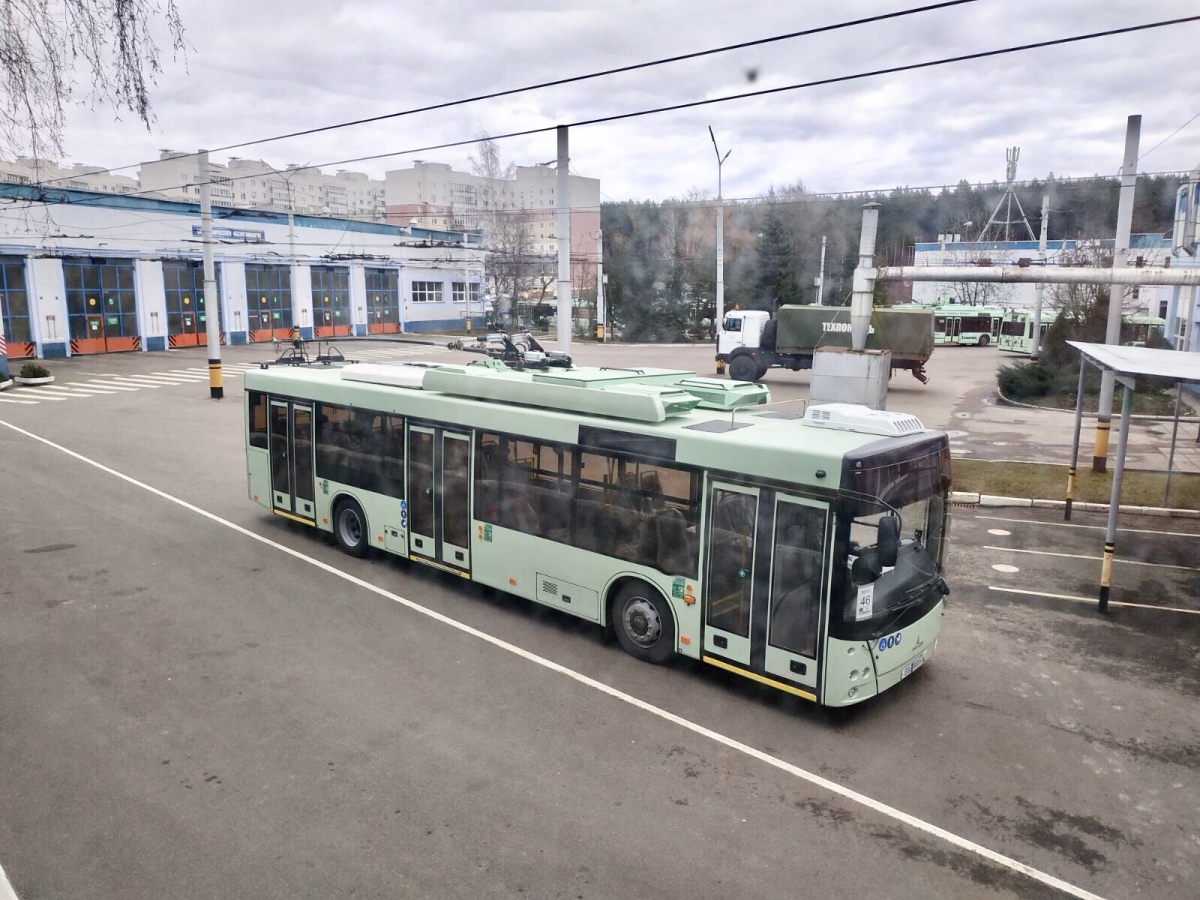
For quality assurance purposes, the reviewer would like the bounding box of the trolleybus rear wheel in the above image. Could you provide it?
[334,498,369,558]
[612,581,676,665]
[978,334,990,347]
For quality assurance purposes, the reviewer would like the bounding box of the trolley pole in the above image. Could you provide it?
[198,150,224,400]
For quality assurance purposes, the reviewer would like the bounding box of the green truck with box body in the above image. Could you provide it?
[716,305,936,383]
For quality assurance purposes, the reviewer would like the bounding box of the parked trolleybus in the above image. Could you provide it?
[998,308,1058,354]
[931,303,1006,346]
[244,359,951,707]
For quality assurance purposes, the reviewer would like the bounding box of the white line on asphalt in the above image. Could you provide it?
[105,376,192,386]
[0,859,18,900]
[989,586,1200,616]
[82,380,143,391]
[7,388,68,400]
[76,371,119,377]
[0,396,38,405]
[64,382,122,394]
[975,515,1197,539]
[0,416,1111,900]
[37,385,104,396]
[984,545,1200,572]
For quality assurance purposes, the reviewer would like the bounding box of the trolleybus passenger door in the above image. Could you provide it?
[268,399,316,522]
[405,424,472,574]
[703,482,759,666]
[761,494,828,693]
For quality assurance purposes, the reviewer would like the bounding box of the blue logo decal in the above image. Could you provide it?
[877,633,902,653]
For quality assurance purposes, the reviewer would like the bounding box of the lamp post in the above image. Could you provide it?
[709,126,731,370]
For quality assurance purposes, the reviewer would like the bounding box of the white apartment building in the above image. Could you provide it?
[384,160,602,306]
[137,151,387,219]
[0,157,138,194]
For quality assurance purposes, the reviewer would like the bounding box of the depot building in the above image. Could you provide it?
[0,185,486,360]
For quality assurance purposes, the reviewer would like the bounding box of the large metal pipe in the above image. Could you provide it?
[851,202,881,351]
[876,266,1200,286]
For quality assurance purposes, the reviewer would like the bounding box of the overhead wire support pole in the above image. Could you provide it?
[1094,115,1140,474]
[198,150,223,401]
[710,125,731,373]
[1099,377,1136,613]
[1031,195,1050,360]
[555,126,572,353]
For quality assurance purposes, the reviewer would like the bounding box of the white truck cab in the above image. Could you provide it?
[717,309,769,356]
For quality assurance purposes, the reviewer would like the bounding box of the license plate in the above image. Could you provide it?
[901,656,925,679]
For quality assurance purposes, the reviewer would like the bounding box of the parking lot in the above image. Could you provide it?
[1,337,1197,900]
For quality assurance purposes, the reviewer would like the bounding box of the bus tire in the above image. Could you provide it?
[978,334,990,347]
[728,354,758,382]
[333,497,369,558]
[612,581,676,665]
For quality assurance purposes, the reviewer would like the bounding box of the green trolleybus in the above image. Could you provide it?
[931,303,1005,346]
[244,359,951,707]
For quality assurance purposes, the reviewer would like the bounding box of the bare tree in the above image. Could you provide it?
[1,1,187,159]
[937,245,1016,307]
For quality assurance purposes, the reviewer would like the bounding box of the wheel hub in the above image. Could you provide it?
[623,598,661,647]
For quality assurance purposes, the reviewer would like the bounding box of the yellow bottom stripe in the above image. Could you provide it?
[272,508,314,525]
[702,655,817,701]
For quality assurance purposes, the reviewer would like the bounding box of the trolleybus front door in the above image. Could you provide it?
[268,399,316,522]
[703,483,826,696]
[406,424,472,574]
[704,482,759,666]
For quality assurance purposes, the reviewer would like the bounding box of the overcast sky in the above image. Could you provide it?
[58,0,1200,204]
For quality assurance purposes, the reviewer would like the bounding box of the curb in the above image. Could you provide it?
[951,491,1200,518]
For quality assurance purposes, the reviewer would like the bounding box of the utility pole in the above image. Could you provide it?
[1031,195,1050,360]
[555,126,572,352]
[709,126,731,371]
[1093,115,1140,473]
[595,228,605,341]
[198,150,223,400]
[816,235,827,305]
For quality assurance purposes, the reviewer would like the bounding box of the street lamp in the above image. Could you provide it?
[709,127,731,353]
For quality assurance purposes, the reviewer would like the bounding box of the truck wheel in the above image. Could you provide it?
[728,355,758,382]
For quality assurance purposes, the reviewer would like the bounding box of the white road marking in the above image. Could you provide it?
[990,586,1200,616]
[37,385,104,396]
[991,564,1020,573]
[986,529,1011,536]
[984,545,1200,572]
[65,383,123,394]
[0,396,38,405]
[0,416,1112,900]
[7,388,68,400]
[82,380,143,391]
[105,376,192,386]
[975,515,1198,539]
[0,860,17,900]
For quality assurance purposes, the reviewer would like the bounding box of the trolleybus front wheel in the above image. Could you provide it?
[334,498,369,558]
[612,581,676,665]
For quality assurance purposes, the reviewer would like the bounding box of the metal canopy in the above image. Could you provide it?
[1064,342,1197,614]
[1067,341,1200,384]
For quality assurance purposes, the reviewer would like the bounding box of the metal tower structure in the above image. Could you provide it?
[976,147,1037,242]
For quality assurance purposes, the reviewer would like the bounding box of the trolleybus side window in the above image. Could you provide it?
[314,403,405,496]
[248,391,269,449]
[475,431,701,576]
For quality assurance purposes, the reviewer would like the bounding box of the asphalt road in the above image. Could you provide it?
[1,340,1197,900]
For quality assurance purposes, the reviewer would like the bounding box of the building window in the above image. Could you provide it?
[411,281,443,303]
[452,281,467,303]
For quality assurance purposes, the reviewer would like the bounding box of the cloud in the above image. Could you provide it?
[55,0,1200,204]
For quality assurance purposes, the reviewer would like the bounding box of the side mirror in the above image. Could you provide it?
[878,515,900,569]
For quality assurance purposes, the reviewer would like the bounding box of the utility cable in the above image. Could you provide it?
[96,13,1200,206]
[30,0,981,188]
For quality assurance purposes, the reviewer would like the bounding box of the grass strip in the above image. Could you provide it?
[951,458,1200,509]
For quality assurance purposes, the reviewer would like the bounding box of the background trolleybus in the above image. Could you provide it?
[244,360,951,707]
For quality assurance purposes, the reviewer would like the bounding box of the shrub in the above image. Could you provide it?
[19,362,50,379]
[997,362,1054,399]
